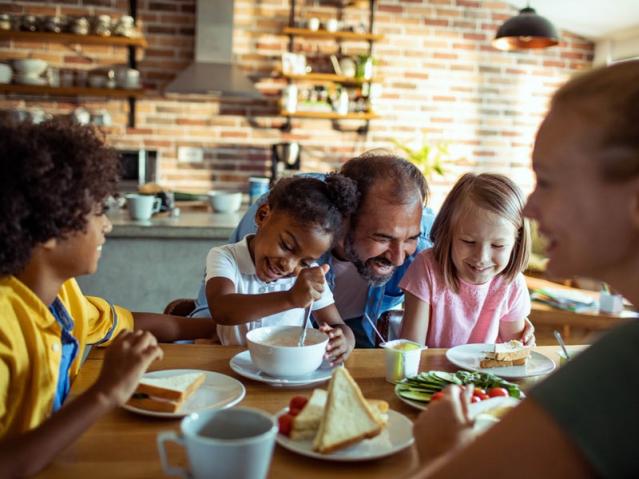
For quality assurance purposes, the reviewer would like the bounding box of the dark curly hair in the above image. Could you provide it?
[0,118,119,276]
[267,174,359,239]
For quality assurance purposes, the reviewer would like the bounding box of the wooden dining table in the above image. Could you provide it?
[37,344,565,479]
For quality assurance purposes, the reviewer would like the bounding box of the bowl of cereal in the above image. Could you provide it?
[246,325,329,378]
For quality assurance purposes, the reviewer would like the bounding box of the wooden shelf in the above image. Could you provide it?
[282,27,383,42]
[0,30,147,48]
[280,110,378,120]
[0,83,145,98]
[281,72,375,85]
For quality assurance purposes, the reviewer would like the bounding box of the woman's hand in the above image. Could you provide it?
[319,323,351,365]
[288,264,329,309]
[91,330,163,408]
[413,385,476,465]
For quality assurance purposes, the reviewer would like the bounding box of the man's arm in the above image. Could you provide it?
[133,312,218,342]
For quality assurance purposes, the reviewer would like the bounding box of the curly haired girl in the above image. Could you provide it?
[201,175,359,364]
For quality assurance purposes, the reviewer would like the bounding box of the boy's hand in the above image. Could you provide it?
[288,264,329,309]
[92,330,163,407]
[320,323,351,366]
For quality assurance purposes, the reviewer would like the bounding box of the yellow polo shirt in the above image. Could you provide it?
[0,276,134,439]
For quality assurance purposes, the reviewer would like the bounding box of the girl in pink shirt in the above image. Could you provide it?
[399,173,534,348]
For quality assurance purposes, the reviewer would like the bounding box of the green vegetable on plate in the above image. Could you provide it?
[396,370,523,403]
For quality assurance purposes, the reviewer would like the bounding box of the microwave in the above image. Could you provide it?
[117,149,158,192]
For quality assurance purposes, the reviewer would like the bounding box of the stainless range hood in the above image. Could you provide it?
[166,0,261,98]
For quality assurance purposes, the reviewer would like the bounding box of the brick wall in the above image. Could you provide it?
[0,0,594,209]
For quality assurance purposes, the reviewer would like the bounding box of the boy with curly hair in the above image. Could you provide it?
[0,119,218,477]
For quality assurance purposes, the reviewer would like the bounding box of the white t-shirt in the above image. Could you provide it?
[205,235,335,346]
[331,256,369,320]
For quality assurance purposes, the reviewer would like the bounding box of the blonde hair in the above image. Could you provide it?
[552,60,639,181]
[430,173,531,292]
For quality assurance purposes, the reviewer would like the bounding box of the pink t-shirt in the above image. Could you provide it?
[400,249,531,348]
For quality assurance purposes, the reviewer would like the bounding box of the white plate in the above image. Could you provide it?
[122,369,245,418]
[229,350,334,388]
[275,408,414,461]
[446,343,556,379]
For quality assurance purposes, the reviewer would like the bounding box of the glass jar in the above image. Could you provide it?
[0,14,12,31]
[114,15,135,37]
[43,16,65,33]
[70,17,89,35]
[20,15,39,32]
[93,15,111,37]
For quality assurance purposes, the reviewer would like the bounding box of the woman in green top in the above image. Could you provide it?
[408,60,639,478]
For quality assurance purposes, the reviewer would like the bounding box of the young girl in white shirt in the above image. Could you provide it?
[203,175,358,364]
[399,173,535,347]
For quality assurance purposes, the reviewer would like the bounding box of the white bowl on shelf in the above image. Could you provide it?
[207,191,242,213]
[0,64,12,84]
[12,59,48,77]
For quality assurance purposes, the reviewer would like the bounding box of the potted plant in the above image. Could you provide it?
[392,137,451,179]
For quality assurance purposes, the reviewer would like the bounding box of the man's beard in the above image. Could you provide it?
[343,233,395,286]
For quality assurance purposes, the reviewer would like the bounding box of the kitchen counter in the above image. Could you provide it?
[107,208,247,239]
[78,208,249,312]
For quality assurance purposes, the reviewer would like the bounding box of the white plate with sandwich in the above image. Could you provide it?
[446,342,555,379]
[123,369,246,418]
[276,368,414,462]
[229,350,335,387]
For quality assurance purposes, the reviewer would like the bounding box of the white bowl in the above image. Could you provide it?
[12,59,48,77]
[0,64,11,84]
[246,325,329,378]
[208,191,242,213]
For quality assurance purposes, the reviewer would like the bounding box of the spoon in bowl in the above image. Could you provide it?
[297,301,313,347]
[553,330,571,360]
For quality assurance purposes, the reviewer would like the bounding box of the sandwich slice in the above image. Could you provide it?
[480,340,530,368]
[127,372,206,413]
[291,389,389,440]
[312,367,383,454]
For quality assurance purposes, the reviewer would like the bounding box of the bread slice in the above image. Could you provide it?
[312,368,382,454]
[127,372,205,413]
[291,389,389,440]
[485,340,531,361]
[479,357,527,368]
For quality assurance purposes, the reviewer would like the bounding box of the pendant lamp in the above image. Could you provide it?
[493,4,559,51]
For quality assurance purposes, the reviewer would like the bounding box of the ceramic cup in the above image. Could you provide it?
[248,176,270,205]
[382,339,426,383]
[125,194,161,220]
[307,17,320,31]
[157,407,277,479]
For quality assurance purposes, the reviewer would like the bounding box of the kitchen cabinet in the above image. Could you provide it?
[280,0,382,133]
[0,2,145,127]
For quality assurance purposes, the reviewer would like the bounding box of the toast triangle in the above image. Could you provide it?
[312,367,382,453]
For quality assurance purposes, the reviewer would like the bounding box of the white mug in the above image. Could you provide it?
[157,407,277,479]
[125,194,161,220]
[307,17,320,31]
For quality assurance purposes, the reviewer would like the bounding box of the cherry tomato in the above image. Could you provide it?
[471,395,482,403]
[487,387,509,398]
[278,414,293,436]
[289,396,308,411]
[478,393,490,401]
[473,388,486,396]
[430,391,445,402]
